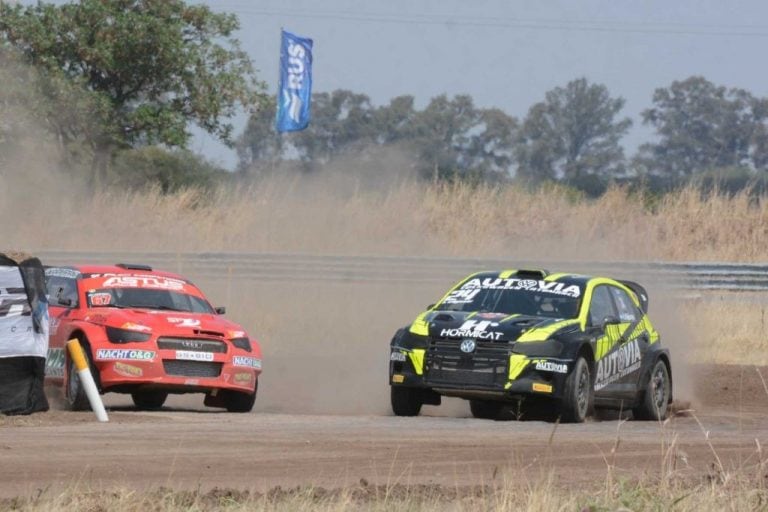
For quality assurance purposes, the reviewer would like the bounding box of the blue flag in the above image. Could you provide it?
[276,30,313,132]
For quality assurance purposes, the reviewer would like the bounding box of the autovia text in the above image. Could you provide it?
[594,339,642,390]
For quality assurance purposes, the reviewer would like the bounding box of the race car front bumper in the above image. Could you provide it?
[91,347,261,394]
[389,346,571,401]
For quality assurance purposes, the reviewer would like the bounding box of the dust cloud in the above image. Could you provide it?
[0,88,710,418]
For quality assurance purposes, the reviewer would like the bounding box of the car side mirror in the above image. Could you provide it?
[602,316,620,329]
[426,303,435,310]
[57,297,73,307]
[215,306,226,315]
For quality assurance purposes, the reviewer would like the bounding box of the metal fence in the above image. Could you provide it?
[36,251,768,292]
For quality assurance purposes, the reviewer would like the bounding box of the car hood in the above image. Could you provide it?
[84,308,248,338]
[420,310,579,343]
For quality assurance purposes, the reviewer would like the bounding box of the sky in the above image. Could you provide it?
[21,0,768,170]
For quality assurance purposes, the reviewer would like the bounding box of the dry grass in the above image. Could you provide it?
[3,171,768,262]
[682,298,768,365]
[2,472,767,511]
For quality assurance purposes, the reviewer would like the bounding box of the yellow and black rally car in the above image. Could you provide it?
[389,269,672,423]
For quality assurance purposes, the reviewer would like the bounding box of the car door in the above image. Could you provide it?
[586,284,631,400]
[606,285,647,395]
[45,272,80,381]
[591,283,645,400]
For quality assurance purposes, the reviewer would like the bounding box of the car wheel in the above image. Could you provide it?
[66,342,95,411]
[391,386,422,416]
[222,385,257,413]
[470,399,504,420]
[559,356,591,423]
[131,391,168,410]
[633,360,670,421]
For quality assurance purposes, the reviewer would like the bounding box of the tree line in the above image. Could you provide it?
[237,77,768,195]
[2,0,768,196]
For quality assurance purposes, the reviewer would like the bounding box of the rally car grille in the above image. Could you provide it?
[157,337,227,353]
[162,360,223,378]
[424,340,510,389]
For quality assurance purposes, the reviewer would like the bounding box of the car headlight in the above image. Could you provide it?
[391,328,428,350]
[231,337,252,352]
[106,326,151,343]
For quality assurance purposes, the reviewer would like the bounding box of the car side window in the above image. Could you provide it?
[588,285,616,327]
[46,276,78,308]
[609,287,641,323]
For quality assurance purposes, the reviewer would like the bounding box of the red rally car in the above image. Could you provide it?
[44,263,262,412]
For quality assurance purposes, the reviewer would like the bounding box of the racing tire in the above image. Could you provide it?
[391,386,422,417]
[131,391,168,410]
[66,342,95,411]
[559,356,592,423]
[632,360,670,421]
[470,399,504,420]
[223,390,257,413]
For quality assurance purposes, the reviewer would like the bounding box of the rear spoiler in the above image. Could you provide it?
[620,280,649,313]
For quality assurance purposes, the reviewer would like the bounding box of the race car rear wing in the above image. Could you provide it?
[620,280,649,313]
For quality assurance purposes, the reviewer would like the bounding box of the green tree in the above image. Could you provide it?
[111,146,227,193]
[235,90,517,182]
[289,89,377,169]
[0,0,264,183]
[515,78,631,187]
[373,95,418,145]
[409,94,516,181]
[636,76,768,181]
[235,97,282,175]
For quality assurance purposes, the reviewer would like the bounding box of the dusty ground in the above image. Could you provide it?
[0,364,766,499]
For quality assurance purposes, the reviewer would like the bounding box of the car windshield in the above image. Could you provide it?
[435,277,583,319]
[87,287,215,314]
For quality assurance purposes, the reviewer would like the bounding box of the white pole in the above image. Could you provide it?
[66,339,109,422]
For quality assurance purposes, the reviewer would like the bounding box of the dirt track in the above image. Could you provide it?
[1,364,767,498]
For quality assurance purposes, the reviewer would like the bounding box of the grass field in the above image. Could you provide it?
[3,470,766,511]
[3,168,768,262]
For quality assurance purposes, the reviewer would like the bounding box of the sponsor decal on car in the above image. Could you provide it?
[121,322,152,332]
[440,320,504,341]
[534,360,568,374]
[176,350,214,362]
[102,275,185,291]
[167,317,201,327]
[455,277,582,298]
[390,351,407,362]
[233,372,252,384]
[232,355,262,369]
[96,349,155,360]
[45,267,81,279]
[45,347,65,378]
[113,361,143,377]
[594,339,642,390]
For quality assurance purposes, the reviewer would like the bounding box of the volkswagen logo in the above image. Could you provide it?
[460,338,476,353]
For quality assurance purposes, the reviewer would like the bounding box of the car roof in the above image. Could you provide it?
[469,270,595,288]
[56,264,190,282]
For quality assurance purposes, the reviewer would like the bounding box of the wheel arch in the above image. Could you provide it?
[63,328,101,392]
[655,352,673,404]
[635,349,673,406]
[576,342,595,381]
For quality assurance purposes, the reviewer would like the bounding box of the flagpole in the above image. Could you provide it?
[273,27,284,176]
